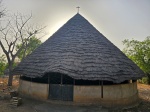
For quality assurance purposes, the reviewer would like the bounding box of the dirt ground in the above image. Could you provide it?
[0,77,150,112]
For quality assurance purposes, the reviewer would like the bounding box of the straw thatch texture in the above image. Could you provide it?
[13,13,144,83]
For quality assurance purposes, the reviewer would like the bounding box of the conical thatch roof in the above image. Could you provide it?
[14,13,144,83]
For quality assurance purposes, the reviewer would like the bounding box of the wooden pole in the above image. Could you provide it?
[48,74,50,99]
[74,79,75,85]
[48,74,50,84]
[19,75,22,91]
[60,74,63,100]
[61,74,63,85]
[101,80,103,98]
[28,78,32,94]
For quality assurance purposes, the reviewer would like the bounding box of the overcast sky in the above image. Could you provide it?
[2,0,150,51]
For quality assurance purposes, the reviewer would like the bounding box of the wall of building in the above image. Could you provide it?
[19,79,49,100]
[19,79,139,107]
[74,86,102,102]
[74,82,139,107]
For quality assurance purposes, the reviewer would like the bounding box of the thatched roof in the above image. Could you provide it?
[13,13,144,83]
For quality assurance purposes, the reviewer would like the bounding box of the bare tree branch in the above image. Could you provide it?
[0,11,45,85]
[0,40,7,54]
[0,0,6,18]
[11,37,17,53]
[0,40,10,64]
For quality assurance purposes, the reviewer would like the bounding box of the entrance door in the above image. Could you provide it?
[62,85,73,101]
[49,84,62,100]
[49,84,73,101]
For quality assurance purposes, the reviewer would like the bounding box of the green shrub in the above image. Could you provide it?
[138,77,149,84]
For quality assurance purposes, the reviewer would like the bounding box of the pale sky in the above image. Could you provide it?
[1,0,150,51]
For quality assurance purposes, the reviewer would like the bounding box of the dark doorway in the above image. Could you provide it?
[48,73,73,101]
[49,84,73,101]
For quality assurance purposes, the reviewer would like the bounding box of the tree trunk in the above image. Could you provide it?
[147,74,150,84]
[8,64,13,86]
[8,73,13,86]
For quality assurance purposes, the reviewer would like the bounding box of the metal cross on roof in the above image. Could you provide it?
[76,6,80,13]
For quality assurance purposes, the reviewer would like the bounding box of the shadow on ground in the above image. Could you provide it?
[35,103,108,112]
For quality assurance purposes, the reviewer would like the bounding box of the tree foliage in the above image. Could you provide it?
[0,54,6,76]
[16,36,42,61]
[123,37,150,84]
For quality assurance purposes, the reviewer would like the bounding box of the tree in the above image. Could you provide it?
[0,13,44,86]
[16,36,42,61]
[0,0,6,18]
[0,54,6,76]
[123,37,150,84]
